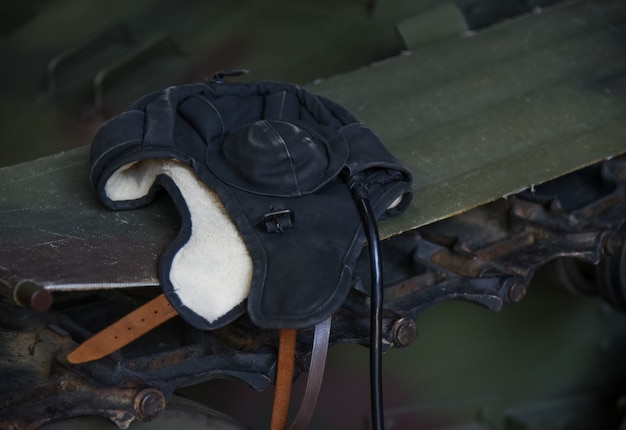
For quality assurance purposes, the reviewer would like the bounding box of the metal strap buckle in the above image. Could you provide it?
[263,209,294,233]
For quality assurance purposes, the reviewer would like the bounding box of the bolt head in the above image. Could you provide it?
[507,278,527,303]
[604,232,622,256]
[392,318,417,347]
[134,388,165,421]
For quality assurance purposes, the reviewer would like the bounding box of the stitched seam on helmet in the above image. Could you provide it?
[277,90,286,119]
[264,120,301,196]
[197,95,225,136]
[90,139,140,179]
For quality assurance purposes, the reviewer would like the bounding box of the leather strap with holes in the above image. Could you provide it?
[67,293,332,430]
[66,293,178,364]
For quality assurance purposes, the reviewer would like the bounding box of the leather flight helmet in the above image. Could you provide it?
[90,77,412,331]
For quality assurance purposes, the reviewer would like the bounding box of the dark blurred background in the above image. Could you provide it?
[1,0,562,168]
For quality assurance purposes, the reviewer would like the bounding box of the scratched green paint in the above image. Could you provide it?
[2,0,626,287]
[312,0,626,237]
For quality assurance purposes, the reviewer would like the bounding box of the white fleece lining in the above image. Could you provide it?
[105,159,253,324]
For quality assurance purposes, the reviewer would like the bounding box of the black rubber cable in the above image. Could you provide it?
[350,177,385,430]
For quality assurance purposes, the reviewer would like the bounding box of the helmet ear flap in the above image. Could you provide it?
[155,165,253,329]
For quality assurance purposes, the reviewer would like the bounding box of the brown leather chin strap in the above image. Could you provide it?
[270,317,332,430]
[271,328,297,430]
[66,293,178,364]
[67,293,332,430]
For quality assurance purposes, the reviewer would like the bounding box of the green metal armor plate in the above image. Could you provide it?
[1,0,626,291]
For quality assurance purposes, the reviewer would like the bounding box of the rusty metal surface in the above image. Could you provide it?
[378,157,626,322]
[0,292,277,428]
